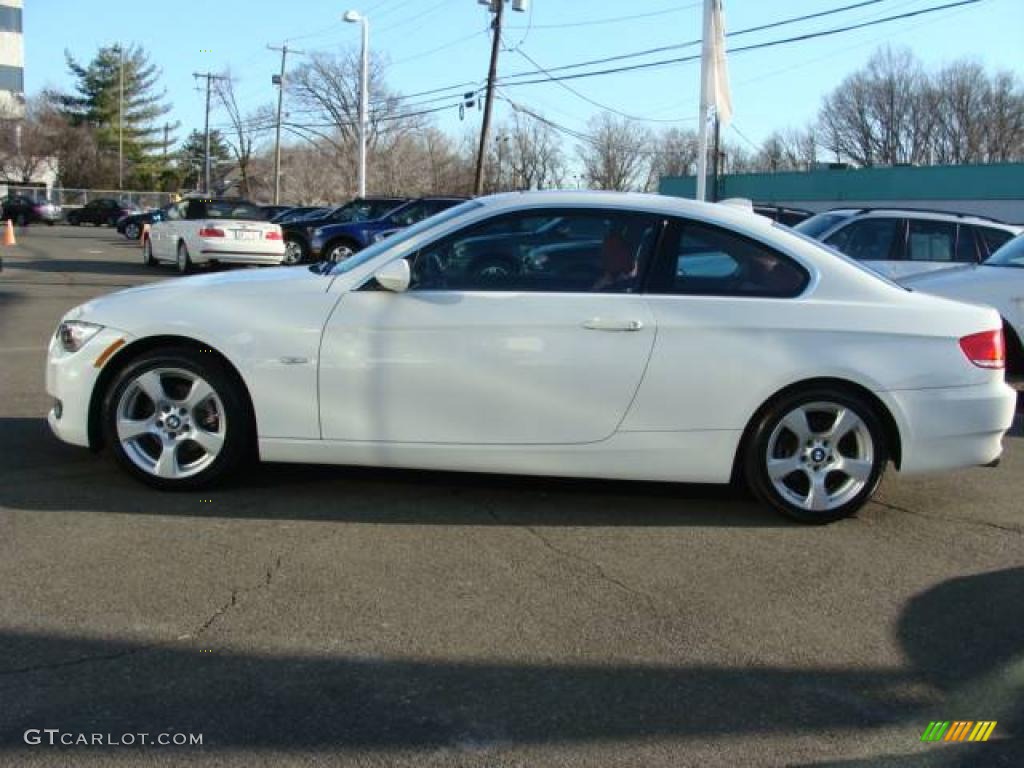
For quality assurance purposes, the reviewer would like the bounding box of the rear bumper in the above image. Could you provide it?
[197,245,285,265]
[882,378,1017,473]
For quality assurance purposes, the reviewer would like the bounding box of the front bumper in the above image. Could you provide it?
[882,377,1018,473]
[46,327,135,448]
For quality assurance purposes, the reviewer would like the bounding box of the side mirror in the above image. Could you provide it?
[374,259,411,293]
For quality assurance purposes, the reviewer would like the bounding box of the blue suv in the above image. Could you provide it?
[310,197,467,262]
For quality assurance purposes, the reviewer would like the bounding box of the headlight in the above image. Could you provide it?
[57,320,104,353]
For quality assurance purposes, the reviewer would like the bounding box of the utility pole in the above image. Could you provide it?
[118,44,124,191]
[711,115,720,202]
[193,71,228,195]
[268,43,304,205]
[473,0,505,197]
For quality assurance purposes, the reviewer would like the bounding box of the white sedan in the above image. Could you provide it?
[901,234,1024,374]
[143,198,285,273]
[46,192,1016,523]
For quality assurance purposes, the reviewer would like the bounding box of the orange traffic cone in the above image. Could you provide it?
[2,219,15,247]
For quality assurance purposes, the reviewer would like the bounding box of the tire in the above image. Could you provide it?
[142,237,155,266]
[102,347,252,490]
[125,222,141,240]
[68,215,79,226]
[325,239,359,263]
[176,240,193,274]
[282,238,306,265]
[15,213,27,227]
[743,388,887,524]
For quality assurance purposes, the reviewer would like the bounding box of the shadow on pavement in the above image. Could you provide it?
[0,416,784,527]
[0,569,1019,759]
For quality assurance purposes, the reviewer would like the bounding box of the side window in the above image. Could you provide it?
[407,209,660,293]
[906,220,957,262]
[977,227,1014,257]
[824,218,900,262]
[390,203,428,227]
[955,225,979,263]
[649,220,808,297]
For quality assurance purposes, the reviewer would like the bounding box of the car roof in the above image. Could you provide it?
[471,190,780,232]
[821,207,1019,230]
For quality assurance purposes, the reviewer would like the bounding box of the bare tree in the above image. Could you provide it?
[214,74,270,198]
[0,97,57,184]
[646,127,699,189]
[578,113,652,191]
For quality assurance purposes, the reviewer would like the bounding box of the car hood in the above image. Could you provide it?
[66,265,333,332]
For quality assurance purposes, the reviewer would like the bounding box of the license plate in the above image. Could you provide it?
[234,230,258,241]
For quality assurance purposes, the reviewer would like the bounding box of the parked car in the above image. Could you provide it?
[260,205,293,220]
[142,197,285,273]
[1,195,62,225]
[271,206,326,225]
[117,206,171,240]
[310,196,467,262]
[46,191,1015,523]
[900,233,1024,374]
[66,199,140,227]
[794,208,1021,279]
[281,197,407,264]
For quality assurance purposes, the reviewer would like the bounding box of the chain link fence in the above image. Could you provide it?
[1,184,176,210]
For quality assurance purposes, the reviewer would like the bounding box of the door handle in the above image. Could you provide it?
[582,318,645,332]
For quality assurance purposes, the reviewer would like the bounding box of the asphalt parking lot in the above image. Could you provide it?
[0,225,1021,766]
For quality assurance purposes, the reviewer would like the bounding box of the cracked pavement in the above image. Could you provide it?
[0,227,1021,766]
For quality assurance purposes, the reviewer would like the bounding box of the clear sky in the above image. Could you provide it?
[22,0,1024,156]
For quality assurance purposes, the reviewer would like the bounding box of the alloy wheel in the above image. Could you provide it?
[115,367,226,480]
[328,244,354,263]
[283,240,303,265]
[765,401,875,513]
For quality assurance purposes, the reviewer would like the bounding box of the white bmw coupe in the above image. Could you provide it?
[46,192,1016,523]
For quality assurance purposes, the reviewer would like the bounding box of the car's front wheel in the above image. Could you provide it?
[103,348,251,489]
[125,222,141,239]
[744,389,887,524]
[282,238,306,265]
[325,240,358,263]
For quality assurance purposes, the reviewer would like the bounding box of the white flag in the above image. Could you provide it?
[701,0,732,127]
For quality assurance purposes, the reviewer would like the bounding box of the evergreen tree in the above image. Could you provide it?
[178,129,233,190]
[58,44,178,188]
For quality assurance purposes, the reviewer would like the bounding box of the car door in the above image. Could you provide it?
[319,207,662,445]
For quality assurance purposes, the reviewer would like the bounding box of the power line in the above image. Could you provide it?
[505,1,701,31]
[497,0,984,88]
[500,0,895,82]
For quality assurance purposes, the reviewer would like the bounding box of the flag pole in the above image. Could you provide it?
[695,0,713,202]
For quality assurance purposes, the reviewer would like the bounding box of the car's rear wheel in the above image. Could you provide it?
[176,241,193,274]
[103,349,250,490]
[283,238,305,265]
[744,389,887,524]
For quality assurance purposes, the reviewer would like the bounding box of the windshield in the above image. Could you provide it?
[983,233,1024,268]
[794,213,849,239]
[323,200,484,276]
[205,201,265,220]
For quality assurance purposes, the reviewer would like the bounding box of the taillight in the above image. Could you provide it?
[265,230,283,240]
[199,226,225,238]
[959,329,1005,369]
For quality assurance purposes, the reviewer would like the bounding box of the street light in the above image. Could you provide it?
[344,9,369,199]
